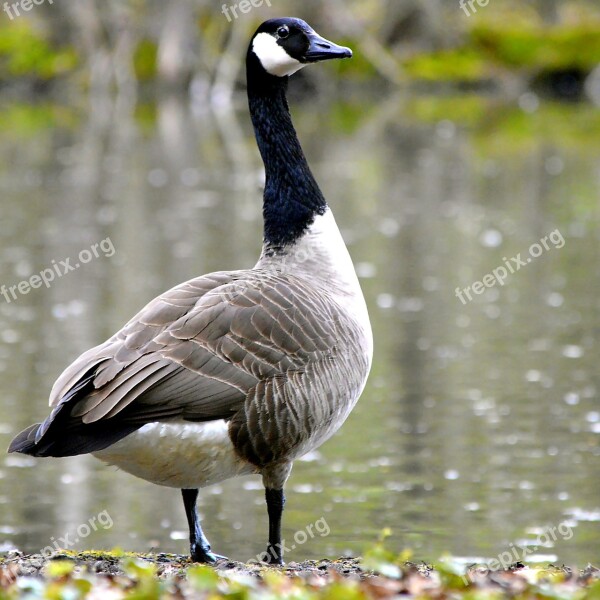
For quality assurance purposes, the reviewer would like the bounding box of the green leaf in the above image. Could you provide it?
[187,565,220,591]
[45,560,76,578]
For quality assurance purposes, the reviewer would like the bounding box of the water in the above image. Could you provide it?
[0,89,598,565]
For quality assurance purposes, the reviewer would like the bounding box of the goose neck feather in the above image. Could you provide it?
[247,54,327,252]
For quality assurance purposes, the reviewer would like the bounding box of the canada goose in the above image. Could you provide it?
[9,17,372,565]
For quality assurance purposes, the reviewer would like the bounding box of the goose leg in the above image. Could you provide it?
[265,488,285,565]
[181,488,225,563]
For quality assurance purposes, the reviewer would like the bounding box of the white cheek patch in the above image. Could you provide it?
[252,32,306,77]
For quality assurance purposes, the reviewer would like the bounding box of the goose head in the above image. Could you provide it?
[248,17,352,78]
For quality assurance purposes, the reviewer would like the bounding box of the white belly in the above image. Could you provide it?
[93,421,258,489]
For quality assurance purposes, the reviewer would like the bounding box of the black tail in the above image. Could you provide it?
[8,416,141,457]
[7,424,41,454]
[8,372,141,457]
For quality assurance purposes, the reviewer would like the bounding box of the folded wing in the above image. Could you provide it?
[10,269,340,456]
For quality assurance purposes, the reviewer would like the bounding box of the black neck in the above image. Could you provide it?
[246,54,327,253]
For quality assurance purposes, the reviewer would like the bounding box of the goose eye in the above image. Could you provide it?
[277,26,290,39]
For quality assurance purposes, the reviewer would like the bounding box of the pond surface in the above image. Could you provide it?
[0,87,598,565]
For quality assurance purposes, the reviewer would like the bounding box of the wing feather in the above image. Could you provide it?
[45,269,346,433]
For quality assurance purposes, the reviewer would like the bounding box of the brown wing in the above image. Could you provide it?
[50,268,340,428]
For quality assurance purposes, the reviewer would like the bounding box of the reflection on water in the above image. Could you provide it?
[0,89,598,565]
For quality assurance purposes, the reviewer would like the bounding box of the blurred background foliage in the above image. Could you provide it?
[0,0,599,95]
[0,0,598,149]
